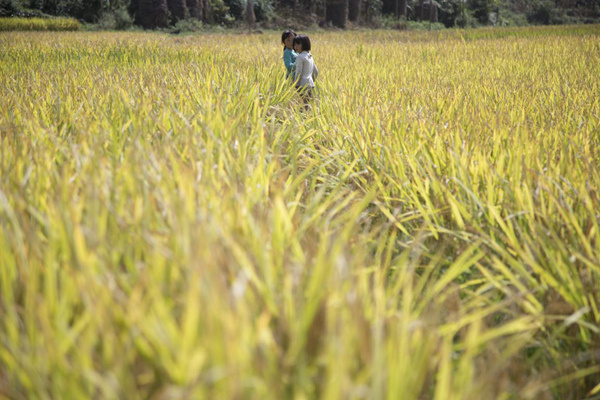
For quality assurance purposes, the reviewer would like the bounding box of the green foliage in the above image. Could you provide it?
[496,7,528,26]
[226,0,273,21]
[403,19,445,28]
[392,0,600,27]
[454,9,479,26]
[468,0,499,23]
[380,16,444,31]
[98,7,134,29]
[225,0,243,18]
[430,0,481,28]
[364,0,384,20]
[206,0,234,24]
[19,0,103,21]
[252,0,274,21]
[527,0,564,24]
[0,0,105,22]
[379,14,407,28]
[170,17,203,32]
[0,0,20,16]
[436,0,460,27]
[3,0,600,28]
[169,18,204,34]
[62,0,103,22]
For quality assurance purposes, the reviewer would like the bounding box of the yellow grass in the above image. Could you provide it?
[0,26,599,398]
[0,17,81,31]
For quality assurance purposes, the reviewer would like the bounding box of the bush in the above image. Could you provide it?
[113,8,133,30]
[170,18,203,33]
[97,11,115,29]
[437,0,462,28]
[497,9,528,26]
[379,15,408,29]
[380,16,445,30]
[225,0,243,19]
[0,0,102,21]
[0,0,19,17]
[0,16,81,30]
[207,0,235,25]
[454,9,478,27]
[468,0,494,24]
[253,0,274,21]
[527,0,564,25]
[98,8,133,30]
[66,0,102,23]
[406,19,445,29]
[225,0,274,22]
[364,0,383,22]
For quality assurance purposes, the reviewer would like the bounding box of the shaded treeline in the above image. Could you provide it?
[1,0,599,32]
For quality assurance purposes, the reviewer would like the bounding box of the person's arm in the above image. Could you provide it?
[312,60,319,81]
[294,55,304,85]
[284,50,295,74]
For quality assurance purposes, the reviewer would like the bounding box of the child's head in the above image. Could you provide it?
[293,35,311,53]
[281,30,296,49]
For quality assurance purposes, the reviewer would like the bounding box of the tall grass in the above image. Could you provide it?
[0,17,81,31]
[0,27,599,399]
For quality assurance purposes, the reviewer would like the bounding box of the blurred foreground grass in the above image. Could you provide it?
[1,26,599,399]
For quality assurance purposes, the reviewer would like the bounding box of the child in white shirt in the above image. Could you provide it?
[293,35,319,104]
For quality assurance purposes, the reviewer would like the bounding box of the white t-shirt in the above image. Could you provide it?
[294,51,319,89]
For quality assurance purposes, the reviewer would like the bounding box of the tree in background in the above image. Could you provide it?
[326,0,348,27]
[41,0,57,14]
[0,0,22,16]
[133,0,169,27]
[397,0,407,18]
[187,0,202,18]
[167,0,188,22]
[1,0,599,29]
[527,0,564,24]
[349,0,361,21]
[245,0,255,31]
[414,0,439,21]
[362,0,382,22]
[468,0,498,23]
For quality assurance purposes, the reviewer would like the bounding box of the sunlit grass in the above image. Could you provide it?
[0,17,81,31]
[0,26,599,399]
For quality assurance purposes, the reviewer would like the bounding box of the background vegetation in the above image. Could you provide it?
[1,25,599,399]
[0,0,599,30]
[0,16,79,30]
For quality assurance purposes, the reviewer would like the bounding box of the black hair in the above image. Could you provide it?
[293,35,311,52]
[281,30,296,47]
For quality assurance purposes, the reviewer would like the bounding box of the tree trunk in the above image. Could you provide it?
[399,0,406,18]
[245,0,255,32]
[429,1,437,23]
[326,0,348,28]
[136,0,169,28]
[202,0,210,22]
[167,0,188,22]
[187,0,202,19]
[348,0,360,21]
[129,0,139,19]
[420,0,425,20]
[316,0,327,19]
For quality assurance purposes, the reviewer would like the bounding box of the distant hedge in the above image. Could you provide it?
[0,17,81,31]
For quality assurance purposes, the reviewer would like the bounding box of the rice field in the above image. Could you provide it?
[0,17,81,31]
[1,26,599,399]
